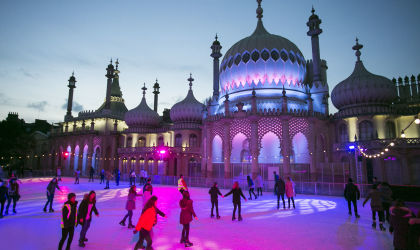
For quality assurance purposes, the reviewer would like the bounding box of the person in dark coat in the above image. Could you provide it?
[119,185,142,228]
[44,177,61,212]
[379,182,393,222]
[5,177,19,215]
[224,181,247,221]
[363,184,386,231]
[0,179,8,218]
[88,167,95,182]
[274,177,286,209]
[273,171,279,195]
[100,169,105,184]
[389,200,413,250]
[208,182,224,219]
[74,169,80,184]
[58,193,78,250]
[344,178,360,218]
[77,191,99,247]
[180,191,198,247]
[247,175,257,200]
[409,211,420,250]
[114,168,120,186]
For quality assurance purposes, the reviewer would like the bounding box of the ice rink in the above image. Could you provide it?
[0,177,393,250]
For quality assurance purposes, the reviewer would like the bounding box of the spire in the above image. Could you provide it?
[141,83,147,97]
[188,73,194,90]
[153,78,160,112]
[311,5,315,15]
[115,58,119,70]
[352,38,363,62]
[256,0,263,20]
[215,33,218,41]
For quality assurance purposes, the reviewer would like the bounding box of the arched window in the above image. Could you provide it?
[157,136,164,147]
[385,121,396,139]
[175,134,182,147]
[359,120,374,141]
[138,137,146,147]
[338,124,348,142]
[189,134,198,147]
[126,137,132,148]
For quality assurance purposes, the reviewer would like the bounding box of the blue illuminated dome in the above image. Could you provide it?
[220,19,306,97]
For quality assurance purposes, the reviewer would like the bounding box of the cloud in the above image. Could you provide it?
[61,99,84,112]
[18,67,37,79]
[27,101,48,111]
[0,93,13,106]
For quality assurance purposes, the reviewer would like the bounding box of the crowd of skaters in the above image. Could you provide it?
[1,168,420,249]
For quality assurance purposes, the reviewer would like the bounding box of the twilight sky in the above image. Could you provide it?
[0,0,419,123]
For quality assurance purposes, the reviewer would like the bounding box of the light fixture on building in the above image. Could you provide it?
[390,142,395,146]
[415,117,420,125]
[401,131,406,138]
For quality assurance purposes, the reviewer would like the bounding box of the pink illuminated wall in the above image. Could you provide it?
[230,133,248,163]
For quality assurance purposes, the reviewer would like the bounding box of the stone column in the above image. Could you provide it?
[308,118,317,181]
[281,118,291,176]
[223,121,231,178]
[250,118,259,179]
[205,124,213,177]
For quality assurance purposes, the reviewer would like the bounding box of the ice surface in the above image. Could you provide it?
[0,177,393,250]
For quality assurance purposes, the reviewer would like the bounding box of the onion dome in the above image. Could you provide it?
[125,84,160,127]
[219,0,306,96]
[170,74,205,123]
[331,39,397,114]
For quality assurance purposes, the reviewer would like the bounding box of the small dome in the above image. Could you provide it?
[331,61,397,110]
[125,89,160,128]
[170,75,205,123]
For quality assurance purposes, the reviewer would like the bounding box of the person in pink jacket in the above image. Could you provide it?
[285,177,295,209]
[119,185,142,228]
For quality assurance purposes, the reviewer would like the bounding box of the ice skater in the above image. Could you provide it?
[100,169,105,184]
[180,191,198,247]
[225,181,247,221]
[133,196,166,250]
[247,175,257,200]
[88,166,95,182]
[44,177,62,213]
[285,177,295,209]
[274,176,286,209]
[5,177,19,215]
[209,182,223,219]
[143,178,153,205]
[255,174,263,196]
[344,178,360,218]
[104,170,112,189]
[273,171,279,195]
[119,185,142,228]
[379,182,393,222]
[389,199,413,250]
[57,166,62,181]
[58,193,78,250]
[78,191,99,247]
[129,170,136,186]
[363,184,386,231]
[74,169,80,184]
[114,168,120,186]
[178,175,188,195]
[0,179,7,218]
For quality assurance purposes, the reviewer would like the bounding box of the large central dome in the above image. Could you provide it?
[219,12,306,96]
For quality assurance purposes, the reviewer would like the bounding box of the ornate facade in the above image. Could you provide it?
[48,1,420,186]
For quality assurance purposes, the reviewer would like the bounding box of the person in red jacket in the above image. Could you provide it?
[180,191,198,247]
[133,196,165,250]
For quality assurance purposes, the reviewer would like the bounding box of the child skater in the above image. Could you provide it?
[180,191,198,247]
[120,185,142,228]
[58,193,77,250]
[208,182,224,219]
[225,181,247,221]
[133,196,165,250]
[246,175,257,200]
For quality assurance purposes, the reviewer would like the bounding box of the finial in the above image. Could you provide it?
[188,73,194,90]
[352,37,363,62]
[110,58,113,65]
[215,33,218,41]
[141,83,147,97]
[252,87,256,97]
[72,71,74,77]
[311,5,315,14]
[256,0,263,20]
[115,58,119,70]
[282,85,286,97]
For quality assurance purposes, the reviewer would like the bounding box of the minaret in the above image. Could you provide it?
[65,72,77,121]
[210,34,222,99]
[104,59,115,110]
[307,7,323,83]
[153,78,160,112]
